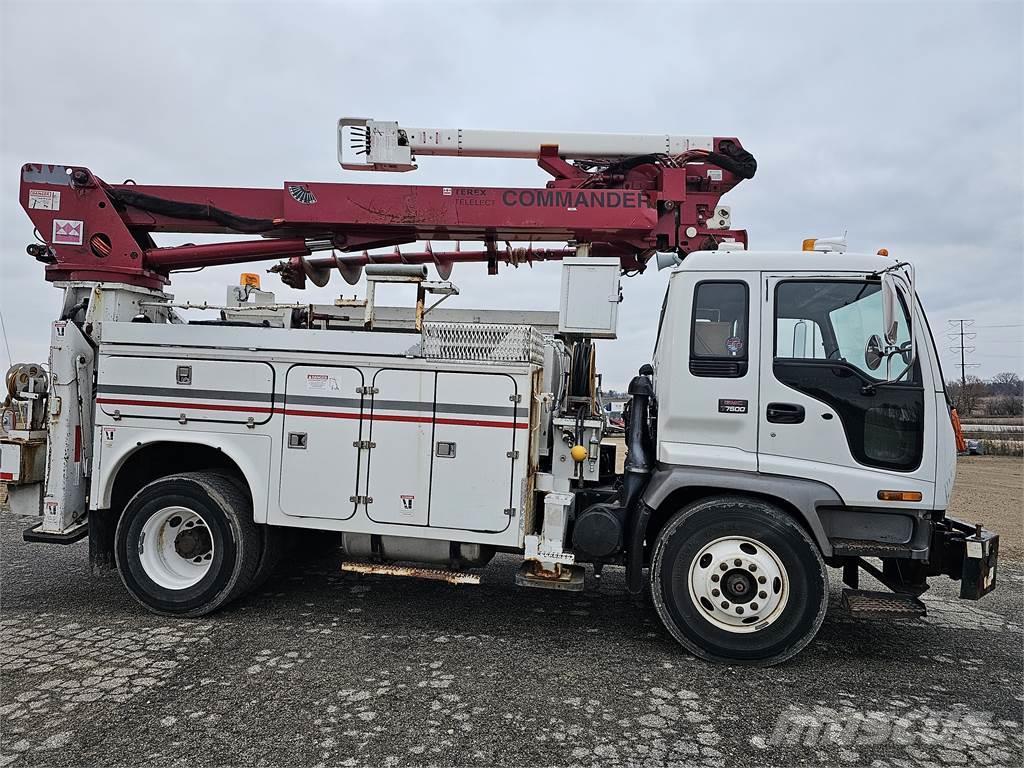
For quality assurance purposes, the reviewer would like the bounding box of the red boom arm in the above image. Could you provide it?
[19,139,754,290]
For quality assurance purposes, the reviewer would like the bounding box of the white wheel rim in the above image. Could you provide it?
[138,506,214,590]
[687,535,789,634]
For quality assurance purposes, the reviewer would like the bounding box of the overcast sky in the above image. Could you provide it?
[1,0,1021,386]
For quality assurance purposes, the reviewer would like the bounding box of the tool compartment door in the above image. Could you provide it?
[96,356,274,424]
[280,365,364,520]
[429,372,521,533]
[364,369,434,526]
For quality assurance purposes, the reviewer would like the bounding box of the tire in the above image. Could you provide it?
[249,525,287,592]
[649,496,828,666]
[202,469,282,594]
[114,471,261,617]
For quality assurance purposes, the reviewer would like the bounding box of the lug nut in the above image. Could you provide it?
[720,601,729,609]
[758,576,767,584]
[734,559,742,566]
[711,574,720,582]
[748,564,757,572]
[750,603,759,611]
[759,591,767,599]
[736,606,744,615]
[720,563,728,571]
[711,589,720,597]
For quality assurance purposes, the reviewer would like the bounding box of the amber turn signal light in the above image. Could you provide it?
[877,490,923,502]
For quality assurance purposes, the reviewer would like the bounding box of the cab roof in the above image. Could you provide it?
[676,250,901,274]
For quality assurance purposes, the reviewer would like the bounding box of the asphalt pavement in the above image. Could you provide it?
[2,509,1021,768]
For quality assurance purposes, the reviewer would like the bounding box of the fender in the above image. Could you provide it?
[92,426,273,522]
[624,464,843,594]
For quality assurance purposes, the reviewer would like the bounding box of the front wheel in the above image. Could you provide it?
[115,472,261,616]
[649,496,828,666]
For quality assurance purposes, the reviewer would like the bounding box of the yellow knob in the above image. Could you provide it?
[570,444,588,462]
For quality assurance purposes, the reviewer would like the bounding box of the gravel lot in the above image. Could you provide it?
[2,458,1022,768]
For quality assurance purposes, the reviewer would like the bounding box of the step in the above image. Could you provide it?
[341,562,479,585]
[831,538,916,558]
[841,589,926,618]
[515,561,585,592]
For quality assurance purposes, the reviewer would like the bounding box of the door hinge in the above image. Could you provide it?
[509,394,522,403]
[353,440,376,449]
[350,495,373,504]
[504,507,517,517]
[506,450,520,459]
[356,386,379,395]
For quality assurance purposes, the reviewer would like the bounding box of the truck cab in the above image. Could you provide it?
[653,248,954,508]
[629,247,995,664]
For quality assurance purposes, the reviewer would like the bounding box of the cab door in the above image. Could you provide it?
[655,271,760,472]
[758,275,935,507]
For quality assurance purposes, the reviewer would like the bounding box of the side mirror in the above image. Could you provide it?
[881,273,899,346]
[864,334,884,370]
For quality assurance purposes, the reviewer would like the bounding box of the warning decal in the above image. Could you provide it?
[28,189,61,210]
[52,219,84,246]
[306,373,339,391]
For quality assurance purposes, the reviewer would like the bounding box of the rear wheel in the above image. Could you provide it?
[649,496,828,666]
[115,472,261,616]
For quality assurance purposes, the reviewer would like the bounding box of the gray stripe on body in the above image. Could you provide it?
[289,394,525,418]
[285,395,362,409]
[96,384,273,403]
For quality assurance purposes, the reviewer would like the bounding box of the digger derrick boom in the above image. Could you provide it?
[19,125,754,290]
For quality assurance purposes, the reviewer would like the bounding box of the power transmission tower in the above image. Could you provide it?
[946,319,979,388]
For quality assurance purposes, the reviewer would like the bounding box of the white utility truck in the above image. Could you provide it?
[3,119,998,665]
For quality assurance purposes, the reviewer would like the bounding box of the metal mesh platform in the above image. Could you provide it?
[421,322,544,364]
[841,589,926,618]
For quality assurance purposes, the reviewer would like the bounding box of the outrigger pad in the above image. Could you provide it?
[514,562,585,592]
[23,521,89,545]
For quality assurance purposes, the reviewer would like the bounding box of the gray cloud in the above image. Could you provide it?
[1,0,1021,385]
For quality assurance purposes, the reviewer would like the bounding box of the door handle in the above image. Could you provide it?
[766,403,805,424]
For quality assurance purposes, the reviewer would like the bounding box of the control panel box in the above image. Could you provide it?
[558,257,621,338]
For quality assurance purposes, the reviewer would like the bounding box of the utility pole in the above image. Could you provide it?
[946,320,980,412]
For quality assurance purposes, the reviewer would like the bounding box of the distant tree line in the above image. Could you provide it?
[946,372,1024,417]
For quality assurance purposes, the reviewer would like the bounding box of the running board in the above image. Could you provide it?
[841,589,926,619]
[341,562,480,585]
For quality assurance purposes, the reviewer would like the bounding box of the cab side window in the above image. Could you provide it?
[690,281,748,378]
[775,281,915,381]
